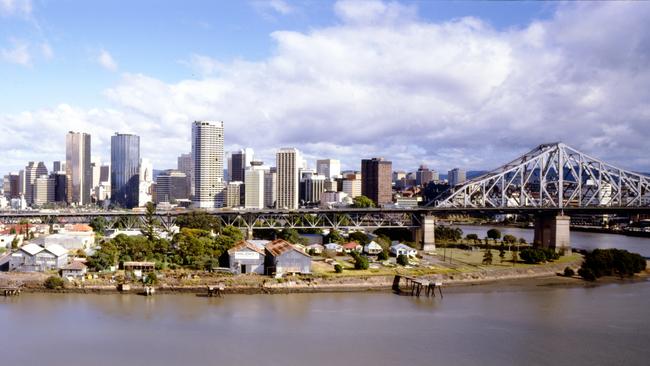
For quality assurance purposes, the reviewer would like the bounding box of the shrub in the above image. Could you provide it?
[564,267,575,277]
[579,248,646,280]
[143,272,158,285]
[520,248,560,264]
[351,252,369,270]
[397,254,409,266]
[44,276,65,290]
[377,250,389,261]
[482,249,493,265]
[334,264,343,273]
[578,267,596,281]
[503,234,517,244]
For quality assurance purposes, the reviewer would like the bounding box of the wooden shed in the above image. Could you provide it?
[264,239,311,276]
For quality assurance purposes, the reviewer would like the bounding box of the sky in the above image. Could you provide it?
[1,0,649,174]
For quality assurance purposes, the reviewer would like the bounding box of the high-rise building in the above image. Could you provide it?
[316,159,341,180]
[66,131,92,205]
[276,148,300,209]
[33,175,55,206]
[111,133,141,209]
[138,158,154,207]
[245,161,266,209]
[52,172,67,203]
[416,165,438,186]
[230,150,247,183]
[448,168,466,187]
[361,158,392,206]
[100,164,110,183]
[225,181,242,208]
[155,170,189,204]
[192,120,225,208]
[24,161,48,205]
[342,178,362,198]
[52,161,64,173]
[3,173,19,199]
[303,174,326,205]
[177,153,194,196]
[264,168,277,209]
[91,160,102,190]
[18,169,25,197]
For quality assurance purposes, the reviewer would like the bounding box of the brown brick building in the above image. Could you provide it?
[361,158,392,206]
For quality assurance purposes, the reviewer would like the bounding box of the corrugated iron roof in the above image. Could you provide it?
[342,241,361,249]
[228,240,266,256]
[20,243,44,256]
[62,261,87,270]
[44,244,69,257]
[265,239,310,258]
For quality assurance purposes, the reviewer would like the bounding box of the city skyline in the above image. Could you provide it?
[1,1,650,174]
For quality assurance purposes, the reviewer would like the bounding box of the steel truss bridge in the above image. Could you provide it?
[0,143,649,233]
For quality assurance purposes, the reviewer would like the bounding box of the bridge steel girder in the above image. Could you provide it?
[434,142,650,210]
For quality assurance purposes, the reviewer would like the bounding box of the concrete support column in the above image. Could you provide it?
[533,214,571,255]
[414,215,435,251]
[245,228,253,240]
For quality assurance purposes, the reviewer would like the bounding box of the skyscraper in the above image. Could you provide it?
[33,175,55,206]
[448,168,466,187]
[138,158,154,207]
[192,121,225,208]
[177,152,193,196]
[111,133,141,208]
[24,162,48,205]
[245,161,265,209]
[276,148,300,209]
[316,159,341,180]
[155,170,189,204]
[361,158,393,206]
[264,168,277,208]
[66,131,92,205]
[230,150,246,183]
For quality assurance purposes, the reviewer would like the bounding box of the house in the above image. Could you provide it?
[265,239,311,275]
[324,243,343,253]
[364,241,383,255]
[306,244,325,254]
[226,240,265,274]
[389,243,417,257]
[123,261,155,278]
[342,242,363,253]
[31,231,95,252]
[61,261,88,279]
[9,243,69,272]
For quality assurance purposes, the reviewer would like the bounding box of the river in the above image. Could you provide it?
[2,282,650,366]
[454,225,650,257]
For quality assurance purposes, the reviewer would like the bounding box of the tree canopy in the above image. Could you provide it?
[351,195,375,208]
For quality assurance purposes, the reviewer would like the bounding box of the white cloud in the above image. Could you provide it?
[40,42,53,60]
[252,0,294,19]
[0,0,31,17]
[1,38,31,65]
[97,49,118,71]
[3,1,650,174]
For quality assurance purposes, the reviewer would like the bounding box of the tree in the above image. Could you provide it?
[89,216,108,234]
[487,228,501,242]
[44,276,65,290]
[351,252,369,270]
[334,264,343,273]
[482,248,493,265]
[377,250,389,261]
[564,267,575,277]
[325,229,345,244]
[466,234,479,244]
[435,226,463,242]
[351,195,375,208]
[143,272,158,285]
[348,231,370,245]
[498,244,506,263]
[503,234,517,244]
[11,235,19,249]
[579,248,646,280]
[277,228,305,244]
[175,211,220,232]
[397,254,409,266]
[140,202,159,242]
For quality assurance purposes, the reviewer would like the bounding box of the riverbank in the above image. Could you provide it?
[5,256,646,296]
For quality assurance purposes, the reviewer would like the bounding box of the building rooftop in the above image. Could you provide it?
[62,261,87,270]
[20,243,44,256]
[228,240,266,256]
[266,239,310,257]
[45,244,69,257]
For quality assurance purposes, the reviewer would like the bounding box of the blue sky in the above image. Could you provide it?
[1,0,649,174]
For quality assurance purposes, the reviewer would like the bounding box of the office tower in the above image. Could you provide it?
[177,152,194,196]
[66,131,92,205]
[139,158,154,207]
[324,179,337,192]
[91,160,102,189]
[24,161,48,205]
[303,174,326,205]
[264,168,277,208]
[33,175,55,206]
[3,173,19,199]
[192,121,225,208]
[111,133,141,209]
[276,148,300,209]
[18,169,25,197]
[100,164,110,183]
[361,158,392,206]
[52,172,67,203]
[155,170,189,204]
[448,168,466,187]
[244,161,266,209]
[52,161,64,173]
[316,159,341,180]
[225,181,242,208]
[416,165,436,186]
[230,150,247,183]
[342,178,362,198]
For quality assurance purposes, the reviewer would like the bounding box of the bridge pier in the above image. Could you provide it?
[414,215,435,251]
[533,214,571,255]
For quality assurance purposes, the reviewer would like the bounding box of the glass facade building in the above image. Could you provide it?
[111,133,140,208]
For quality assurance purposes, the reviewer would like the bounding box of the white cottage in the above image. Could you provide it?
[364,241,383,255]
[389,243,417,257]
